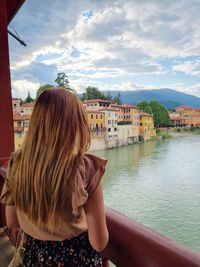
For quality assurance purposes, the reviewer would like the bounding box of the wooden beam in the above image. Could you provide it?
[0,0,14,166]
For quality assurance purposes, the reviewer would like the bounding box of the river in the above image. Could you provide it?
[93,134,200,253]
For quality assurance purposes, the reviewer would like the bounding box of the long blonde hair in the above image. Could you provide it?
[9,88,91,232]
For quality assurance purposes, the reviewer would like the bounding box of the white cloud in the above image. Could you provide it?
[173,60,200,76]
[12,79,40,99]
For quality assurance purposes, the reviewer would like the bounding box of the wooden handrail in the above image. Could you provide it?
[1,166,200,267]
[103,207,200,267]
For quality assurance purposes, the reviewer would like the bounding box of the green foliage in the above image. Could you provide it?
[137,100,170,127]
[113,93,122,105]
[190,126,200,134]
[149,100,170,127]
[55,73,76,92]
[137,101,152,114]
[81,87,107,100]
[36,84,54,98]
[157,131,172,139]
[24,91,34,103]
[55,73,69,88]
[106,91,113,101]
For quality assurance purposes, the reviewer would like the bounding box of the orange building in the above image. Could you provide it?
[171,106,200,127]
[13,112,31,150]
[111,104,140,141]
[21,102,34,115]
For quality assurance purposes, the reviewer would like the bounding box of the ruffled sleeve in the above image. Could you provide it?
[83,154,107,198]
[71,154,107,216]
[0,152,15,206]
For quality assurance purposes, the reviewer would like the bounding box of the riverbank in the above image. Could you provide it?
[89,128,199,152]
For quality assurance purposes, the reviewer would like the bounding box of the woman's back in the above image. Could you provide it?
[0,88,109,266]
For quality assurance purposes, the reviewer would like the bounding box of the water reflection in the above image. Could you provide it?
[93,135,200,252]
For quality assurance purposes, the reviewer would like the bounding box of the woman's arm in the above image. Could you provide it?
[5,205,20,228]
[84,181,109,252]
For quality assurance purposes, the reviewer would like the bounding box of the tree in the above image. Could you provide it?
[81,87,106,100]
[24,91,34,103]
[137,100,170,127]
[113,92,122,105]
[36,84,54,98]
[149,100,170,127]
[55,73,69,88]
[55,73,75,92]
[106,91,113,101]
[137,101,152,114]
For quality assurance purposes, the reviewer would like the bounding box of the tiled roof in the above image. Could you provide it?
[86,110,104,114]
[140,112,153,117]
[176,105,191,109]
[83,99,112,103]
[98,107,118,112]
[21,102,35,107]
[13,113,31,120]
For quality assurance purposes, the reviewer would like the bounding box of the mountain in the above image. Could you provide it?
[105,89,200,109]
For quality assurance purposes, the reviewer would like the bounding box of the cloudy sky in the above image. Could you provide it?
[9,0,200,99]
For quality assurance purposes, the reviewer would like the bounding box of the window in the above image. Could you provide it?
[108,128,111,132]
[101,123,103,128]
[16,131,23,137]
[100,115,102,119]
[96,114,98,119]
[91,114,93,119]
[114,128,117,131]
[140,122,143,126]
[17,122,22,127]
[108,120,111,124]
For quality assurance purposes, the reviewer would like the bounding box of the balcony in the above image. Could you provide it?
[1,165,200,267]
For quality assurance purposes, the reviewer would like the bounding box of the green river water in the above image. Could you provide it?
[93,134,200,253]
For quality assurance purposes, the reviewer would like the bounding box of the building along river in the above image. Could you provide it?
[93,134,200,253]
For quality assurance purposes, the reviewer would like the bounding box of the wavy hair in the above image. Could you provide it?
[9,88,91,232]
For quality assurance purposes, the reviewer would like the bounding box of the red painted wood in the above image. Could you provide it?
[103,207,200,267]
[1,165,200,266]
[7,0,25,24]
[0,0,14,166]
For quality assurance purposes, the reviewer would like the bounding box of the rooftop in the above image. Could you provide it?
[83,99,112,104]
[140,112,153,117]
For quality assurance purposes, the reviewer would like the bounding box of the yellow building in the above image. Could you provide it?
[139,112,156,141]
[86,110,105,129]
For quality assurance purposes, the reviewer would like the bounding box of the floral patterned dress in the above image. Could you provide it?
[23,231,103,267]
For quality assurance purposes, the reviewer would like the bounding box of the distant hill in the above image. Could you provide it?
[104,89,200,109]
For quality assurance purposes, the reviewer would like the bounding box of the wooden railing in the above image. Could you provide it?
[1,166,200,267]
